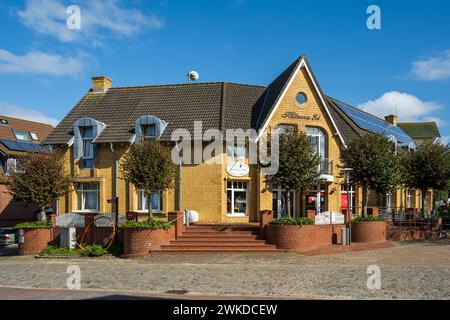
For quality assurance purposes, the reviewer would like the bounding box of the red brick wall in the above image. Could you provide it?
[123,227,175,257]
[18,228,52,255]
[351,221,386,242]
[0,184,38,227]
[168,211,184,238]
[266,224,346,252]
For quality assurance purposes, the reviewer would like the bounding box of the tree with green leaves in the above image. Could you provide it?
[5,150,72,221]
[400,141,450,214]
[120,139,177,218]
[264,128,321,217]
[340,133,400,217]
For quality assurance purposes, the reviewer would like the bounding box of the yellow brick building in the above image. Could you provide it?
[45,55,432,223]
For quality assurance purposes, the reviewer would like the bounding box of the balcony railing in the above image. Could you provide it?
[319,158,334,176]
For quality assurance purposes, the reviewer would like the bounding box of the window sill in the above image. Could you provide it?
[226,213,247,217]
[73,210,100,214]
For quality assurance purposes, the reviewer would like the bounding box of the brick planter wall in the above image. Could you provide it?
[123,227,175,258]
[351,221,387,243]
[18,228,52,255]
[265,224,346,252]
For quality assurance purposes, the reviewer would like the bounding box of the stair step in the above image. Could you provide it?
[180,234,260,239]
[183,230,258,235]
[158,247,279,253]
[170,240,268,245]
[171,238,266,243]
[167,240,267,248]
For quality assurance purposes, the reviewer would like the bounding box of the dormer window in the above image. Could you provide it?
[81,126,94,168]
[73,117,106,169]
[143,124,157,140]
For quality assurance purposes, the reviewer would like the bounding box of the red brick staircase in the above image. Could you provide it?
[159,224,279,252]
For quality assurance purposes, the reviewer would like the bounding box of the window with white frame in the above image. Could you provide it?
[76,182,99,211]
[80,126,94,168]
[137,190,162,212]
[226,181,248,215]
[6,158,17,175]
[274,124,297,134]
[406,190,412,208]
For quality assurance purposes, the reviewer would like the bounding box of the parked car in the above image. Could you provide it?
[0,228,18,245]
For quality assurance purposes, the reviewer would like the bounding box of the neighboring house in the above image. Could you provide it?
[397,121,441,145]
[44,55,435,223]
[0,116,54,226]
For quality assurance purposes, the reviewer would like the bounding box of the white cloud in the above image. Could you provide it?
[358,91,443,122]
[0,102,60,127]
[17,0,164,45]
[0,49,87,76]
[411,50,450,81]
[438,136,450,146]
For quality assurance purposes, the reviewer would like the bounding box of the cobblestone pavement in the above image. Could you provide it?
[0,240,449,300]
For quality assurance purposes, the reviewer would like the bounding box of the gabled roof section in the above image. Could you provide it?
[255,56,346,146]
[44,82,266,145]
[398,122,441,139]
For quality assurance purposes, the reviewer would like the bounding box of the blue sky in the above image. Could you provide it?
[0,0,449,140]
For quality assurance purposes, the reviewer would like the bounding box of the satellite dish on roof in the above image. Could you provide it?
[187,71,199,83]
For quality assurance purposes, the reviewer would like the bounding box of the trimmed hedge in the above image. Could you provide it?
[353,215,384,222]
[269,217,314,226]
[121,218,173,230]
[15,220,53,229]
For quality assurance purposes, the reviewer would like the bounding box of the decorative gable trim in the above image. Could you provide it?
[256,57,346,148]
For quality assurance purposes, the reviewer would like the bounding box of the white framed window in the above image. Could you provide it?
[406,190,412,208]
[6,158,17,175]
[226,181,248,216]
[137,190,162,212]
[274,124,297,134]
[76,182,99,212]
[30,132,39,141]
[80,126,94,168]
[13,130,30,141]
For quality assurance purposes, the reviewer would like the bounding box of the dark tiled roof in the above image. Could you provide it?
[325,97,365,144]
[398,122,441,139]
[44,82,266,145]
[253,56,303,129]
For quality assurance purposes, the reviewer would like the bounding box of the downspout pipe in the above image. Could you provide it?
[109,143,119,199]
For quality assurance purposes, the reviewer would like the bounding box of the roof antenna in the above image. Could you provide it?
[187,71,199,84]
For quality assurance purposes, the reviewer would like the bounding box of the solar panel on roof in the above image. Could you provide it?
[0,139,50,153]
[333,101,415,145]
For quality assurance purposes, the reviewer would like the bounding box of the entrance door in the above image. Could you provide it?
[305,185,326,213]
[272,188,295,218]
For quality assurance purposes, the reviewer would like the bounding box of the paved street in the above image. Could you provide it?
[0,240,449,300]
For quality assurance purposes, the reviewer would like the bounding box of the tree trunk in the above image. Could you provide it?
[40,207,47,221]
[300,188,305,217]
[147,193,153,219]
[421,188,426,216]
[362,185,368,218]
[286,188,291,218]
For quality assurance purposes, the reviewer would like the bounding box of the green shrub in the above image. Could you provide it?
[80,244,108,257]
[269,217,314,226]
[40,245,81,255]
[15,220,53,229]
[108,243,123,256]
[122,218,173,230]
[353,215,384,222]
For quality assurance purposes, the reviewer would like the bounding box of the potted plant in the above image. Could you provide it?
[15,220,53,256]
[266,217,316,252]
[351,215,387,242]
[6,151,72,255]
[121,219,174,257]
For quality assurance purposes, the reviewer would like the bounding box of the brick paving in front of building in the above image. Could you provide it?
[0,239,449,300]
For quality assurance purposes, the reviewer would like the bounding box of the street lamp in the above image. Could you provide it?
[343,168,353,245]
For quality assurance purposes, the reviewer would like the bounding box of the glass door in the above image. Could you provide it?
[272,188,295,218]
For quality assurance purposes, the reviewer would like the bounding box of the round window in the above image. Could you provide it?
[296,92,307,105]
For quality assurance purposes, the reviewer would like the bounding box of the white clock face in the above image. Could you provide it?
[226,161,249,177]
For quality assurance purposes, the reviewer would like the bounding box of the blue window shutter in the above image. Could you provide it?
[73,126,82,159]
